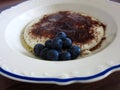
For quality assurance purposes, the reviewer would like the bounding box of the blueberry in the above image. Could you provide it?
[59,51,71,60]
[45,39,52,48]
[63,38,72,49]
[56,32,67,40]
[52,37,63,50]
[68,45,81,59]
[46,49,59,60]
[34,44,45,56]
[40,48,49,59]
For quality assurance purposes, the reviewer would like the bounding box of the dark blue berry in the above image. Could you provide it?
[46,49,59,60]
[63,38,72,49]
[40,48,49,59]
[68,45,81,59]
[56,32,67,40]
[34,31,81,61]
[45,39,52,48]
[59,51,71,60]
[34,44,45,56]
[52,37,63,50]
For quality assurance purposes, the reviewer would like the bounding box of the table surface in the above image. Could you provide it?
[0,0,120,90]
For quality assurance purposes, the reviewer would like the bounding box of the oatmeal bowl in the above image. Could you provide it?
[0,0,120,85]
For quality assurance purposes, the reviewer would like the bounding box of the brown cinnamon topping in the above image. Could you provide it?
[30,11,105,44]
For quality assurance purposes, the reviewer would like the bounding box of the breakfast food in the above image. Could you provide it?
[23,11,106,59]
[34,32,81,60]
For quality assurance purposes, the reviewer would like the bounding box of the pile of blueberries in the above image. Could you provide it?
[34,32,81,61]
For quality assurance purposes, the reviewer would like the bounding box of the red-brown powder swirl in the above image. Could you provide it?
[30,11,105,44]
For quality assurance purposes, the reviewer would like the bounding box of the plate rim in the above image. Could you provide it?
[1,64,120,85]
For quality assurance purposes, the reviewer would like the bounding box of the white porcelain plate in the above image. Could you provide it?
[0,0,120,85]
